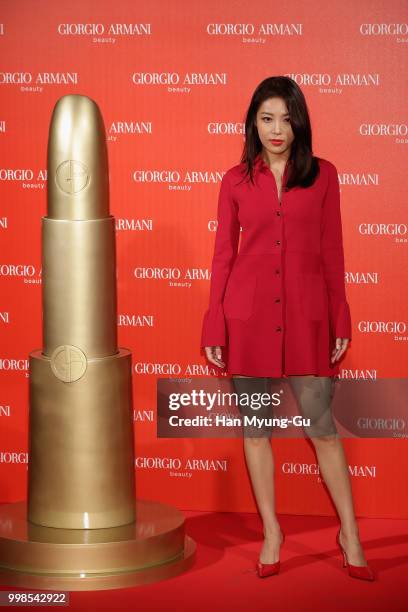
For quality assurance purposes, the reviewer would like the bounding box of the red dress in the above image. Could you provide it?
[200,152,352,377]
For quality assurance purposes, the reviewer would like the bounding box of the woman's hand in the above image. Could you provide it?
[331,338,349,363]
[204,346,226,368]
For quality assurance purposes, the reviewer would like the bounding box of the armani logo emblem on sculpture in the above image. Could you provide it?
[55,160,90,194]
[50,344,87,382]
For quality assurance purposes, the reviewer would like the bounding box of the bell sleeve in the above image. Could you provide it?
[320,161,352,340]
[200,171,240,348]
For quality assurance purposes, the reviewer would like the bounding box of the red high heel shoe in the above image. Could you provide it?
[336,528,375,581]
[256,530,285,578]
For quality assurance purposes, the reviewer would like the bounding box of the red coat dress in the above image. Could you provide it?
[200,152,352,377]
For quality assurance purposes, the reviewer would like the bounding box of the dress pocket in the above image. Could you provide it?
[300,272,326,321]
[223,273,257,321]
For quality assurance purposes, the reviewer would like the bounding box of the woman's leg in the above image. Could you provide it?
[231,375,283,564]
[288,374,368,566]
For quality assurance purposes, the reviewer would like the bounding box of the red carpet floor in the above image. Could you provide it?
[1,510,407,611]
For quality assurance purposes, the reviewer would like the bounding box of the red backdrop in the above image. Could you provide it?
[0,0,407,518]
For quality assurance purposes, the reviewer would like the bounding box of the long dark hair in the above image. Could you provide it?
[239,76,320,189]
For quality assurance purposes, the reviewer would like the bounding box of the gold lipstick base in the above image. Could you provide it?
[28,348,136,529]
[0,501,196,590]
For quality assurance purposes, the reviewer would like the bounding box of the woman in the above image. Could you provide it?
[200,76,374,581]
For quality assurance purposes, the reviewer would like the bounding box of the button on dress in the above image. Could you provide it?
[200,153,352,377]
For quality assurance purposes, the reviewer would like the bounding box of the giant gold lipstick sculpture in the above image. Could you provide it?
[0,95,195,589]
[27,94,136,529]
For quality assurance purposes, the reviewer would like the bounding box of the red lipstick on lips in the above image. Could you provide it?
[270,139,284,145]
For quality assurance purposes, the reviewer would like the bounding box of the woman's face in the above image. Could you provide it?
[255,97,294,159]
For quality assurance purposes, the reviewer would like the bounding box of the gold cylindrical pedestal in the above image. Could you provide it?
[0,501,196,591]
